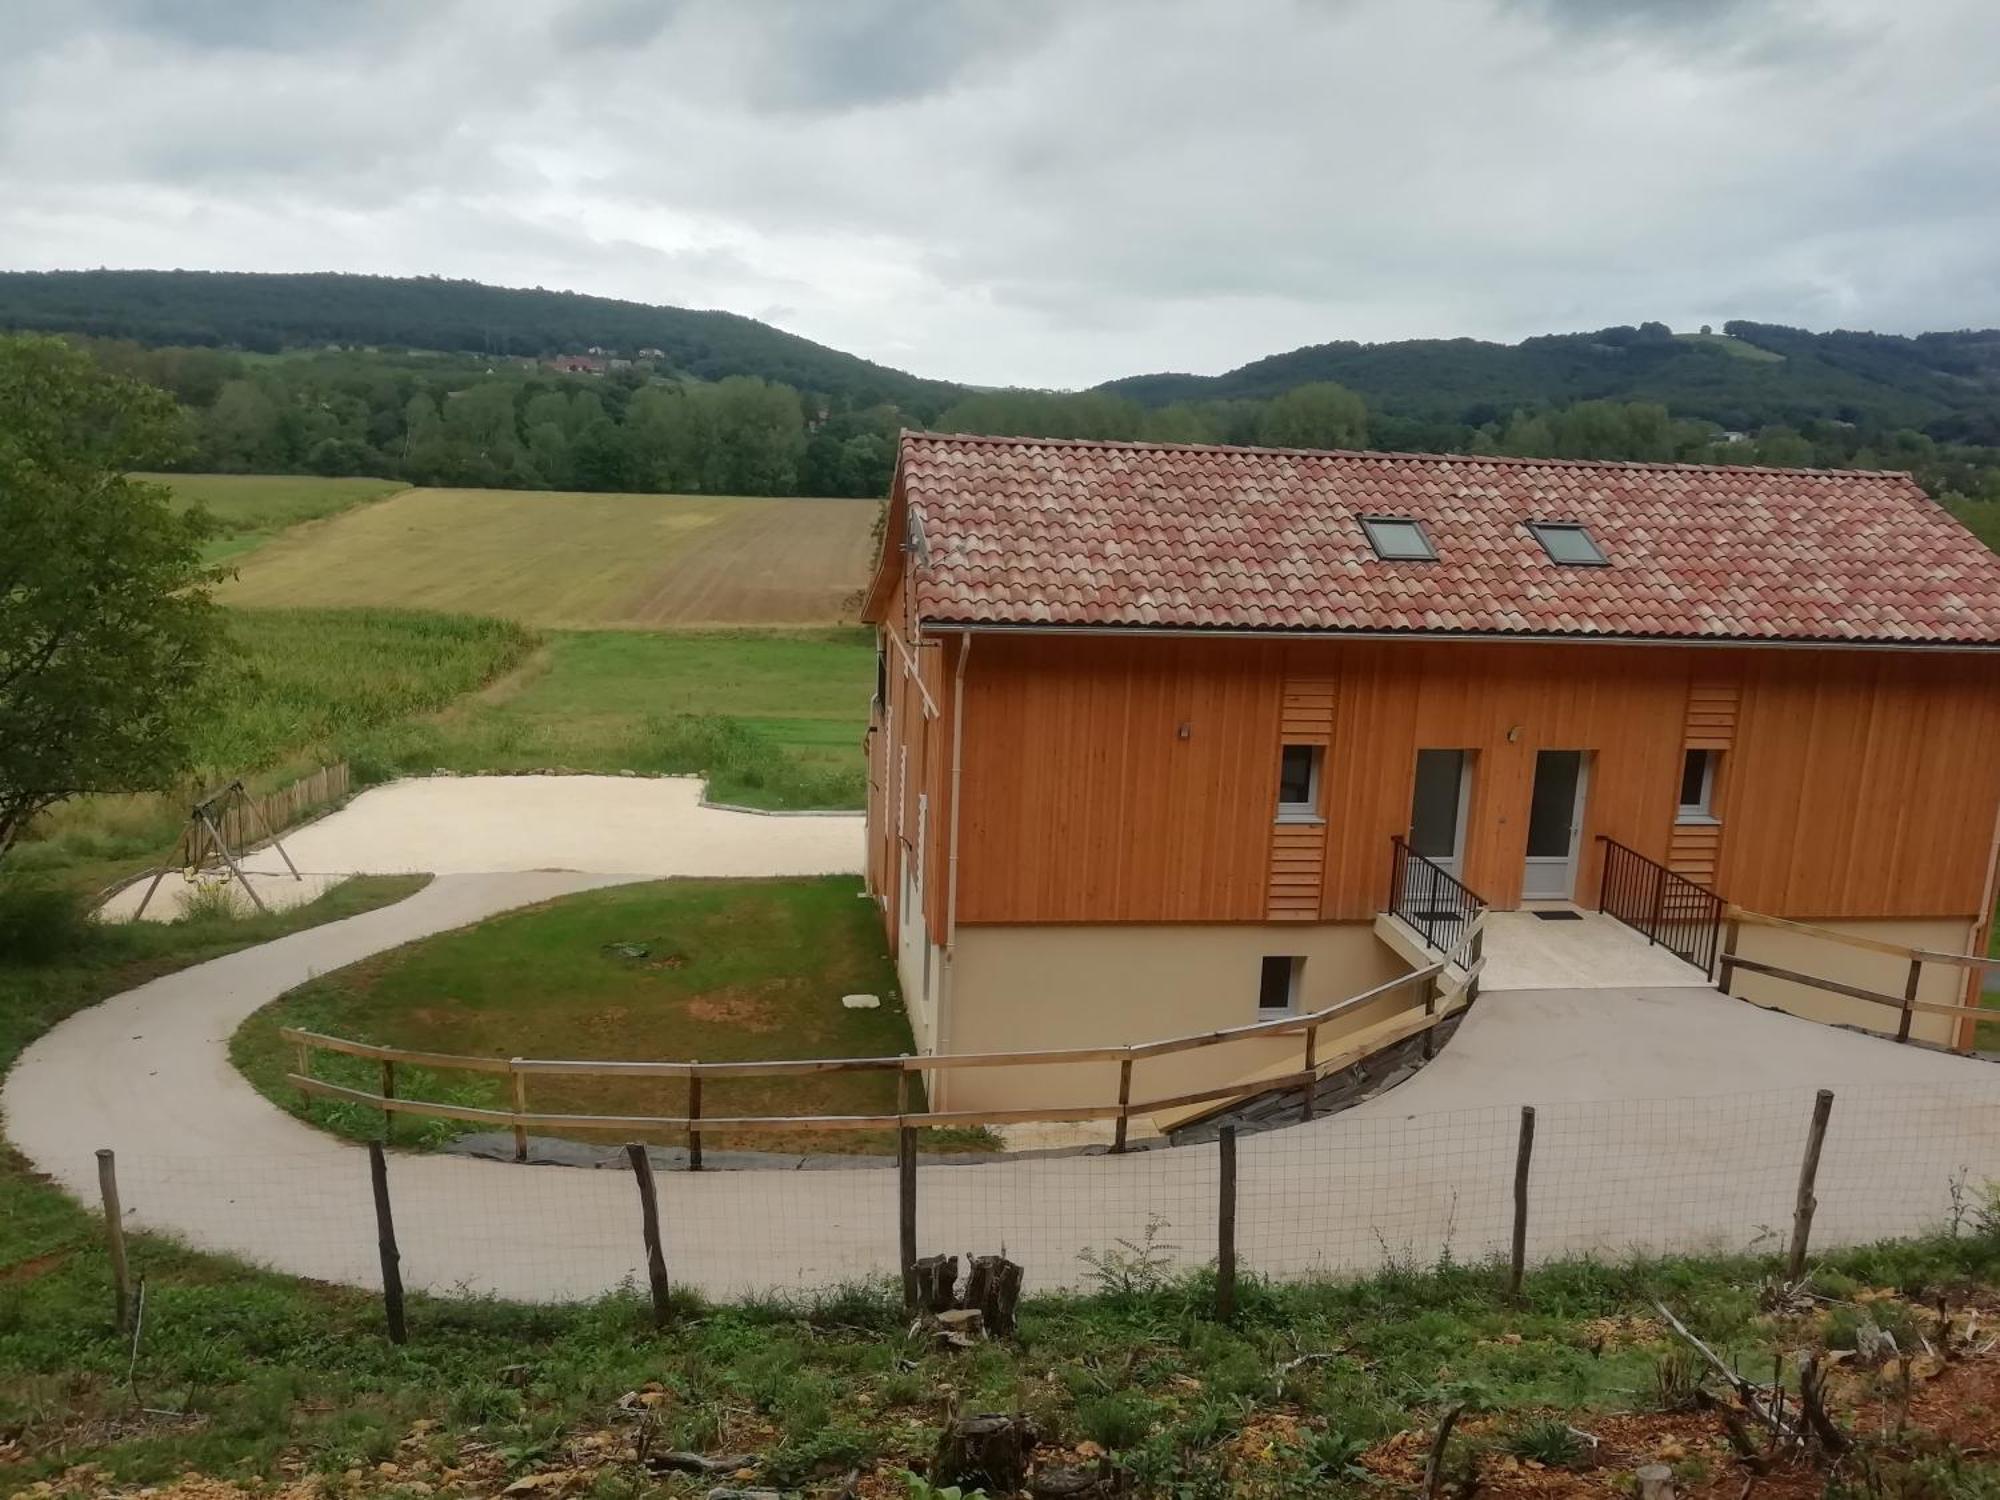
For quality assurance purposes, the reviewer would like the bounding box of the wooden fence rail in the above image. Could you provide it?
[283,957,1484,1162]
[178,762,350,869]
[1718,907,1993,1052]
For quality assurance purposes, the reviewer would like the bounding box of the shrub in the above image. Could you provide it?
[1075,1392,1157,1451]
[0,875,94,963]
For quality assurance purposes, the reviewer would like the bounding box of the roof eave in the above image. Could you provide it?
[914,619,2000,653]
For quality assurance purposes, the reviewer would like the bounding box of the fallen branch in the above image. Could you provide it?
[1424,1404,1465,1500]
[1654,1299,1785,1431]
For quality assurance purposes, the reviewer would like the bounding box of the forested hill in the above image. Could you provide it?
[0,269,960,415]
[1100,322,2000,444]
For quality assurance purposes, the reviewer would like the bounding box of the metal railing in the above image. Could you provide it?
[1597,836,1725,977]
[1387,835,1490,955]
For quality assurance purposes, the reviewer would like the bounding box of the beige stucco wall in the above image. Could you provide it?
[1728,917,1981,1048]
[935,922,1414,1113]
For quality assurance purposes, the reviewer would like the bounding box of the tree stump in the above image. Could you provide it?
[964,1254,1024,1338]
[911,1253,959,1315]
[935,1413,1036,1493]
[1636,1465,1675,1500]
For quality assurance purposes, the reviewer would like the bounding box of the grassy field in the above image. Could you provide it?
[1948,497,2000,556]
[231,876,985,1156]
[219,487,881,628]
[138,471,408,563]
[12,609,537,888]
[345,627,872,807]
[14,619,870,886]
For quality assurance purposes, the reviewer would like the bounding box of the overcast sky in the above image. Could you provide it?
[2,0,1996,388]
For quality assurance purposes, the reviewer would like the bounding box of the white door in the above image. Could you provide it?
[1409,749,1473,878]
[1522,750,1588,900]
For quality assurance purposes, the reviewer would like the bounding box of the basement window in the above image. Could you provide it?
[1360,516,1438,561]
[1677,748,1719,823]
[1276,744,1323,822]
[1528,521,1610,566]
[1258,955,1303,1015]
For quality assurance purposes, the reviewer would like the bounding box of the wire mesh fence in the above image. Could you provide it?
[79,1079,2000,1326]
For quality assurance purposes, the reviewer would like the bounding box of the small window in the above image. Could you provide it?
[1258,955,1302,1014]
[1277,744,1322,820]
[1528,521,1610,566]
[1360,515,1437,561]
[1678,748,1718,822]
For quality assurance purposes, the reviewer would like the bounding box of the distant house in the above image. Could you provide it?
[637,346,667,360]
[548,354,607,375]
[862,433,2000,1110]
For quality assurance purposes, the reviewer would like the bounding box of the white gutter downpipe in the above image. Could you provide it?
[938,631,972,1106]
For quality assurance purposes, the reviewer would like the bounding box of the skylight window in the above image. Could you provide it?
[1528,522,1609,567]
[1360,516,1437,561]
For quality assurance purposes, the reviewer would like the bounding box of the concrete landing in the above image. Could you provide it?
[1480,907,1711,991]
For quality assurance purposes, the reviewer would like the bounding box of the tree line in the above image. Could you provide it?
[69,335,2000,505]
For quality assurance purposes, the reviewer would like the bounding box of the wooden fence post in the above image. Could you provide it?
[1113,1057,1134,1153]
[1216,1125,1238,1322]
[1300,1022,1320,1123]
[1717,918,1741,993]
[624,1143,671,1329]
[367,1141,407,1345]
[380,1059,396,1143]
[898,1125,919,1312]
[687,1063,703,1172]
[1896,960,1921,1044]
[510,1062,528,1163]
[95,1149,132,1334]
[1509,1106,1536,1299]
[1787,1090,1835,1281]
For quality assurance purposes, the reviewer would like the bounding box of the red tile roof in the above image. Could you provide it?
[892,432,2000,644]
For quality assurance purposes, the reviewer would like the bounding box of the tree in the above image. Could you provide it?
[0,336,224,861]
[1256,382,1368,450]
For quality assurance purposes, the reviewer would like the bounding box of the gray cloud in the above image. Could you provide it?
[0,0,1994,388]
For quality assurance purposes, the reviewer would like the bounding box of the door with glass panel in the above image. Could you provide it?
[1522,749,1589,900]
[1408,749,1472,878]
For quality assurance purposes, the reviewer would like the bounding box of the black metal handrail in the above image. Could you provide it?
[1596,836,1725,977]
[1388,835,1489,956]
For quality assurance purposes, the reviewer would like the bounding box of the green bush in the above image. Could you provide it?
[0,876,94,963]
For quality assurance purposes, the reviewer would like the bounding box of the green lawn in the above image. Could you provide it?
[232,876,976,1156]
[137,471,408,564]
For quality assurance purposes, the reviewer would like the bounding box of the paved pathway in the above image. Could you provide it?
[9,780,2000,1300]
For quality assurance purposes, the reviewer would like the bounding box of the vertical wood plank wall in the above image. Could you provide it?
[943,633,2000,928]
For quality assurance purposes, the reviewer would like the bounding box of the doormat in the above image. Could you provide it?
[1533,909,1584,921]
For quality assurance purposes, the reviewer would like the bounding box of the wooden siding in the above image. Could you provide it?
[1267,676,1338,918]
[1667,823,1722,887]
[1685,679,1740,750]
[943,633,2000,928]
[1716,649,2000,918]
[957,634,1284,923]
[1267,822,1329,918]
[1666,678,1738,886]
